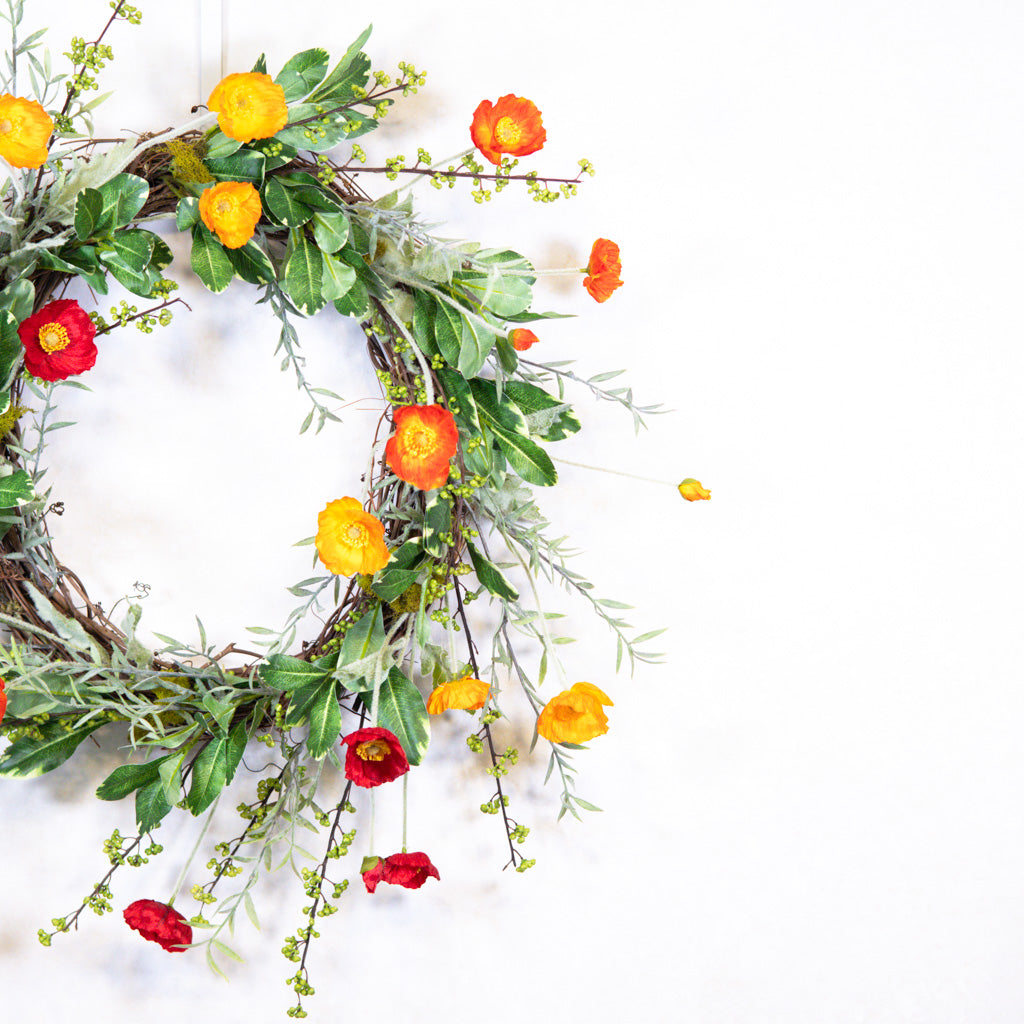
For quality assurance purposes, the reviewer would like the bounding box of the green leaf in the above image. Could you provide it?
[176,196,200,230]
[96,758,167,801]
[260,653,329,692]
[307,26,372,104]
[284,230,325,315]
[491,424,558,486]
[469,377,531,436]
[283,680,324,728]
[44,245,108,293]
[226,239,276,284]
[0,311,17,389]
[457,269,533,318]
[135,778,174,833]
[433,297,462,366]
[205,129,242,160]
[0,719,105,778]
[333,274,369,318]
[0,469,34,508]
[186,737,228,815]
[102,228,156,274]
[274,105,353,152]
[412,291,438,354]
[306,679,342,759]
[467,540,518,601]
[339,604,385,666]
[190,225,234,293]
[501,380,581,441]
[320,252,355,302]
[97,173,150,230]
[263,175,315,227]
[422,495,451,556]
[275,47,330,102]
[274,172,346,213]
[371,568,420,603]
[0,278,34,322]
[436,367,478,430]
[375,666,429,766]
[225,721,247,785]
[74,187,105,240]
[206,148,267,186]
[312,210,349,253]
[459,314,497,378]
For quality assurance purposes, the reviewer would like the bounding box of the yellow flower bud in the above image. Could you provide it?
[678,478,710,501]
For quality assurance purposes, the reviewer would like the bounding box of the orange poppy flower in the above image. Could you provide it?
[470,95,546,166]
[198,181,262,249]
[207,72,288,143]
[315,497,391,576]
[582,238,624,303]
[509,328,539,352]
[678,478,711,501]
[0,94,53,168]
[385,404,459,491]
[536,682,613,744]
[427,676,490,714]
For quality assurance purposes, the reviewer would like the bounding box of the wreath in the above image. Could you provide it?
[0,2,707,1015]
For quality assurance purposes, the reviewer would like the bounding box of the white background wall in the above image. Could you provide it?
[3,1,1023,1021]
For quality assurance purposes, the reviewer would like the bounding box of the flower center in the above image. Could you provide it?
[493,116,522,147]
[216,198,233,214]
[406,427,438,458]
[356,739,389,762]
[345,523,366,544]
[38,322,71,353]
[0,118,11,135]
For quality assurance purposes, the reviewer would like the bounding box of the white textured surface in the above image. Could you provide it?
[3,1,1023,1021]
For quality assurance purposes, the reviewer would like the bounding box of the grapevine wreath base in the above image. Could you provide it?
[0,2,704,1015]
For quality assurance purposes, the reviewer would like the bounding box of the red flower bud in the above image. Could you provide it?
[123,899,192,953]
[362,851,439,893]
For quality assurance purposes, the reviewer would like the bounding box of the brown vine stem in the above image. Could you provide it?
[54,832,144,935]
[93,296,192,336]
[452,573,520,870]
[346,165,585,188]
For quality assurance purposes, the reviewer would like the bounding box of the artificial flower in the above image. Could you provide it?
[207,72,287,142]
[509,328,539,352]
[678,478,711,501]
[341,726,410,788]
[362,852,440,893]
[470,95,546,166]
[385,404,459,491]
[123,899,192,953]
[0,677,6,727]
[18,299,98,381]
[198,180,262,249]
[315,497,391,576]
[537,682,613,744]
[426,676,490,714]
[582,238,624,303]
[0,94,53,168]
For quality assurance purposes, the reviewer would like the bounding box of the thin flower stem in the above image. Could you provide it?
[549,455,676,487]
[168,794,219,906]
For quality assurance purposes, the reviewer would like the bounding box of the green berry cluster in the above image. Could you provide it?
[396,61,427,95]
[111,1,143,24]
[485,745,519,778]
[63,36,114,98]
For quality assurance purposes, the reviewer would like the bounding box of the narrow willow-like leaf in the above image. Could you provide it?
[306,679,342,759]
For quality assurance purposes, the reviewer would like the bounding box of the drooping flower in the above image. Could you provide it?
[123,899,192,953]
[341,726,410,788]
[0,677,6,727]
[470,95,546,166]
[678,478,711,501]
[385,404,459,491]
[362,852,440,893]
[18,299,98,382]
[509,328,539,352]
[198,180,262,249]
[315,497,391,577]
[537,682,613,744]
[582,238,624,303]
[207,72,287,142]
[0,94,53,168]
[427,676,490,714]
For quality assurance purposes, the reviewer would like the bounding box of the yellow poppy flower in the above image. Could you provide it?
[537,682,613,744]
[426,676,490,714]
[315,497,391,576]
[208,72,287,143]
[198,181,262,249]
[0,94,53,168]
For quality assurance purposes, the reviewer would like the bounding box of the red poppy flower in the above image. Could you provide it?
[385,404,459,491]
[582,238,624,303]
[341,726,410,787]
[509,328,539,352]
[470,95,546,166]
[123,899,192,953]
[17,299,97,381]
[0,677,6,726]
[361,852,440,893]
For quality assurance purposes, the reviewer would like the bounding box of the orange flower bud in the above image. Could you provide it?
[207,72,287,143]
[198,181,262,249]
[678,478,711,501]
[509,328,539,352]
[0,94,53,168]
